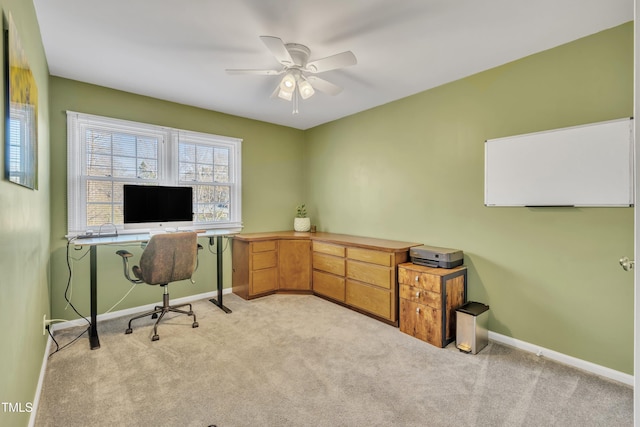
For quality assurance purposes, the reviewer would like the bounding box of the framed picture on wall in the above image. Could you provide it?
[4,12,38,189]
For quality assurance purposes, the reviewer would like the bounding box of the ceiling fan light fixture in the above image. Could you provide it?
[277,88,293,101]
[278,90,293,101]
[229,36,354,111]
[279,73,296,93]
[298,79,315,100]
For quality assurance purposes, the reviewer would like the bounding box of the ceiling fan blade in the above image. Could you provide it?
[307,76,343,96]
[306,51,357,73]
[260,36,294,66]
[225,68,283,75]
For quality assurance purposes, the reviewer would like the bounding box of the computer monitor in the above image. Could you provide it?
[123,185,193,231]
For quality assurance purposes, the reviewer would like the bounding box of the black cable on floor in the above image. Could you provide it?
[47,325,88,358]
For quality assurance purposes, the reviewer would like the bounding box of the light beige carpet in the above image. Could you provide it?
[35,293,632,427]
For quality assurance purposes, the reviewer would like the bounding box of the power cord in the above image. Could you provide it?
[47,324,88,358]
[65,239,90,310]
[97,223,118,238]
[47,238,93,357]
[104,282,137,314]
[207,235,230,255]
[65,238,91,326]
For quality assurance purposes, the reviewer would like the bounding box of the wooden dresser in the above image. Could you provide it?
[232,231,420,325]
[398,263,467,347]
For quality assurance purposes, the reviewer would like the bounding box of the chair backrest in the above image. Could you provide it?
[135,232,198,285]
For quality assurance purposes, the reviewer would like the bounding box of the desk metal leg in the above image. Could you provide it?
[89,245,101,349]
[209,235,232,313]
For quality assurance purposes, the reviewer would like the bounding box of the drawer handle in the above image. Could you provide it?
[416,307,420,314]
[414,276,419,282]
[415,291,421,298]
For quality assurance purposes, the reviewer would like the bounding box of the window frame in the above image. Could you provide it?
[66,111,242,236]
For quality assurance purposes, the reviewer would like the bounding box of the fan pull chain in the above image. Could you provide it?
[292,91,299,115]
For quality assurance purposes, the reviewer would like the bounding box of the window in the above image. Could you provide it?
[67,112,242,235]
[177,131,234,223]
[8,103,37,187]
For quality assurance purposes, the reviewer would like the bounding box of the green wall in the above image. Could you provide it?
[46,21,638,377]
[305,22,634,373]
[2,9,634,427]
[49,78,306,321]
[0,1,50,427]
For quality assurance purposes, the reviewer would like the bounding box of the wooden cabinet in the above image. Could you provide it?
[232,239,279,299]
[278,239,311,291]
[232,231,420,325]
[398,263,466,347]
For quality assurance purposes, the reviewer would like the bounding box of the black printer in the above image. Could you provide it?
[410,245,464,269]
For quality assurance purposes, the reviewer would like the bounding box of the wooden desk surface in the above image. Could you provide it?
[233,230,421,252]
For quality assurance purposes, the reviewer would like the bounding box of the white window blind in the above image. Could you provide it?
[177,130,236,223]
[8,110,25,180]
[67,112,242,235]
[8,103,37,187]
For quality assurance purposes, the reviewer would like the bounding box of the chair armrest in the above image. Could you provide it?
[115,249,142,284]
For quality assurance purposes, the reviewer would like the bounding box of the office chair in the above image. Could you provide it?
[116,231,200,341]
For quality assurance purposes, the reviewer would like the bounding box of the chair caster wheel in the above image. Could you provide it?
[192,322,199,328]
[151,313,158,319]
[152,334,159,341]
[125,328,132,334]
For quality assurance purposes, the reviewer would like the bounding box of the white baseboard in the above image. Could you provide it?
[29,326,54,427]
[488,331,633,386]
[49,288,231,332]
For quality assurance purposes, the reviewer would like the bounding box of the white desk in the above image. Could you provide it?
[71,229,238,349]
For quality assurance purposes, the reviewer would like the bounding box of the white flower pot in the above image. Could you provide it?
[294,217,311,232]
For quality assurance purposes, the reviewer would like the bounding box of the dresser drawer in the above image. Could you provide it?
[313,241,345,257]
[252,251,277,270]
[346,280,391,319]
[399,284,441,309]
[347,260,391,289]
[313,270,345,302]
[347,247,392,266]
[252,240,277,253]
[398,267,441,292]
[313,252,345,276]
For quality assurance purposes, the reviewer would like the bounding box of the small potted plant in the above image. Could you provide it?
[294,204,311,232]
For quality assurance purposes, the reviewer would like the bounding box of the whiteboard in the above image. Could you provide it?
[484,118,634,207]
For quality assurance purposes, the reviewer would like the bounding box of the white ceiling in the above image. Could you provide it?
[33,0,633,130]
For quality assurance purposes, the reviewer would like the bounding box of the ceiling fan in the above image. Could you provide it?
[226,36,357,113]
